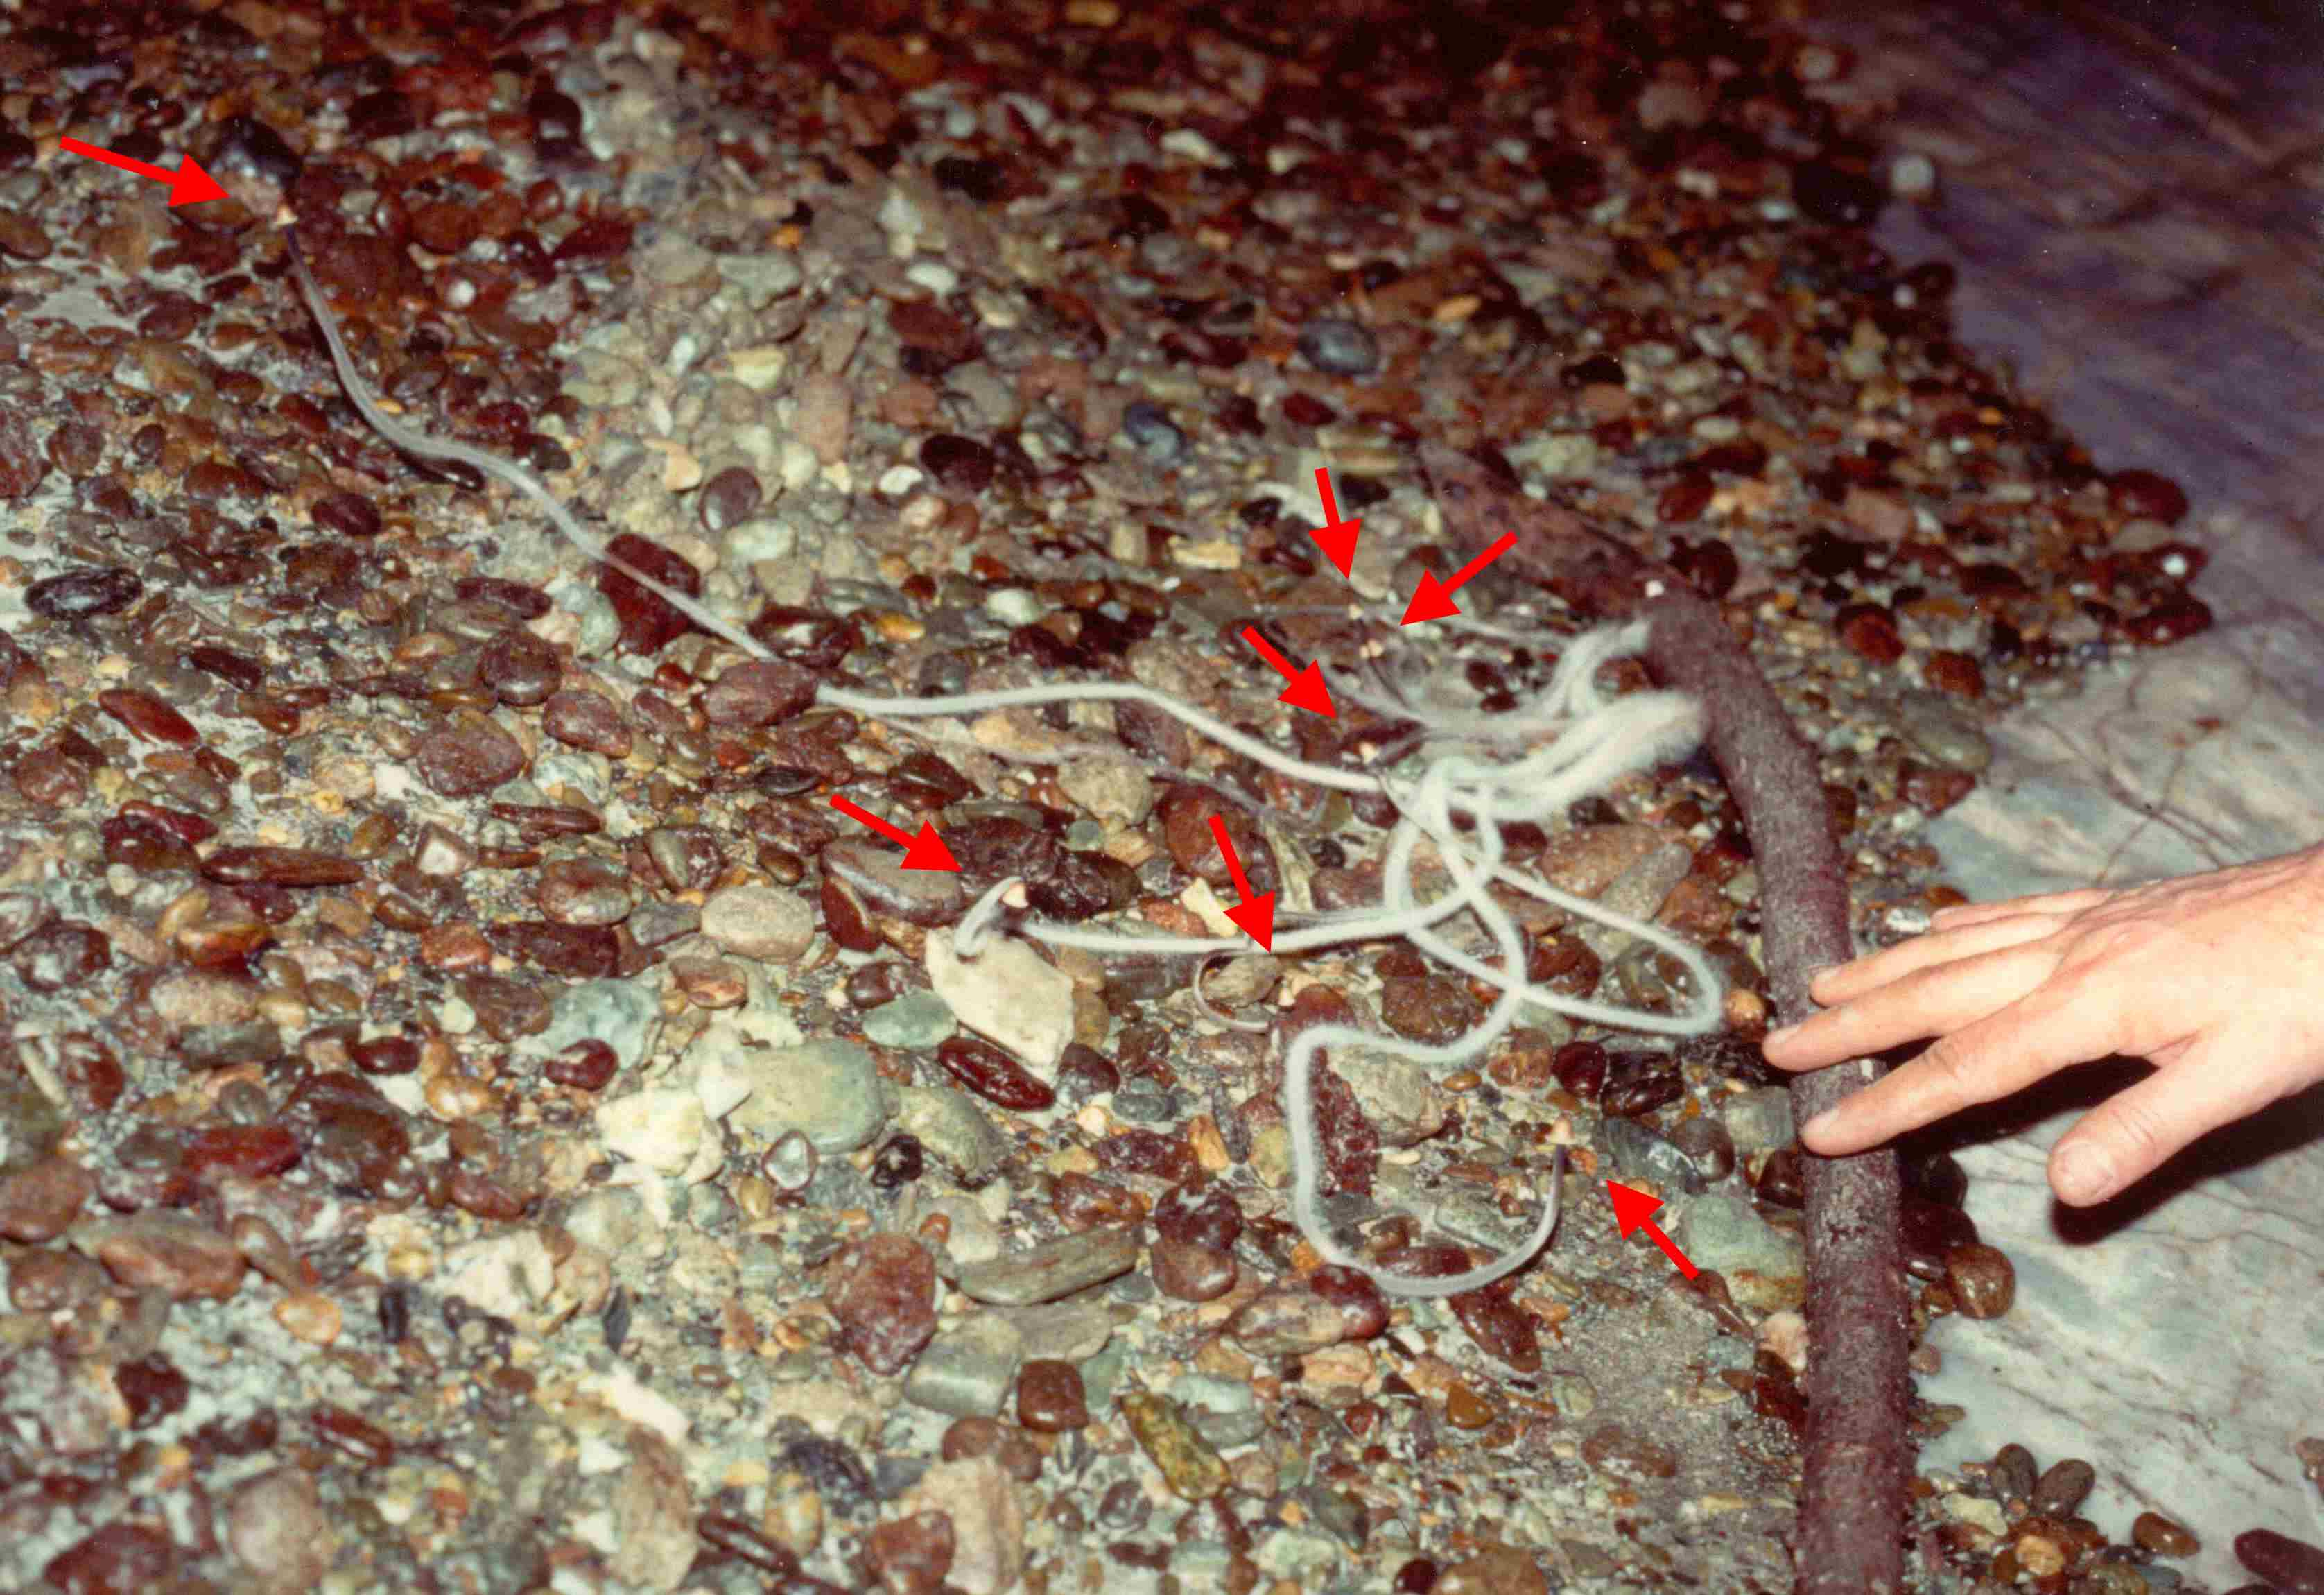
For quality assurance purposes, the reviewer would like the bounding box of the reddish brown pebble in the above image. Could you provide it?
[201,845,363,888]
[98,687,198,745]
[1943,1243,2015,1318]
[2124,593,2214,646]
[542,689,633,756]
[863,1510,955,1595]
[936,1034,1055,1111]
[43,1522,178,1594]
[1900,764,1976,814]
[1922,650,1985,698]
[1381,974,1481,1044]
[2108,467,2189,526]
[1450,1286,1542,1372]
[1016,1359,1091,1431]
[702,658,820,726]
[1443,1381,1496,1430]
[827,1234,939,1375]
[0,1155,94,1241]
[1835,603,1907,664]
[415,714,528,797]
[311,1404,397,1467]
[545,1038,619,1090]
[2133,1511,2199,1556]
[1151,1236,1237,1302]
[77,1212,247,1300]
[2237,1528,2324,1594]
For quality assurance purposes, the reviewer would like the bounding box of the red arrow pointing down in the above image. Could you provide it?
[58,137,229,207]
[1307,466,1361,578]
[1606,1181,1698,1278]
[1206,815,1276,950]
[829,795,960,872]
[1401,530,1518,626]
[1239,626,1335,718]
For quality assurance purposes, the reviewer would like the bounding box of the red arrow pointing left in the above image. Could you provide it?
[1401,531,1518,626]
[1606,1181,1698,1278]
[1206,816,1276,949]
[829,795,960,872]
[58,137,229,207]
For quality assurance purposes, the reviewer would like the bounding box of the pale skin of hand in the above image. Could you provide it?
[1758,843,2324,1206]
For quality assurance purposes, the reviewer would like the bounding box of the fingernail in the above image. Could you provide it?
[1762,1022,1800,1049]
[1800,1107,1839,1143]
[2054,1142,2115,1204]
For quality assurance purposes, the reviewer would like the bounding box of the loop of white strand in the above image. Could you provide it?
[288,234,1728,1301]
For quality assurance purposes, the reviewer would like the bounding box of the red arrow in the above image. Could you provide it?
[58,137,229,207]
[829,795,960,872]
[1307,467,1361,578]
[1401,531,1519,626]
[1240,626,1335,718]
[1206,815,1276,949]
[1606,1182,1697,1278]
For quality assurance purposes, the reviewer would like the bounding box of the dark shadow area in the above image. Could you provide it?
[1895,1052,2324,1241]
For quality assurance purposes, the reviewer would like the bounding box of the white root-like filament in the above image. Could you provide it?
[286,228,1725,1299]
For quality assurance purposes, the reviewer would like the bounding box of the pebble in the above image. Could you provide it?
[1016,1359,1091,1431]
[701,659,818,726]
[1435,1544,1550,1595]
[700,884,816,963]
[926,928,1075,1074]
[1943,1242,2015,1318]
[1895,691,1993,773]
[0,1154,93,1241]
[71,1212,247,1300]
[862,989,957,1049]
[894,1086,1011,1184]
[828,1234,940,1375]
[955,1226,1139,1305]
[937,1033,1057,1110]
[225,1466,334,1592]
[899,1456,1025,1595]
[1721,1086,1795,1156]
[1120,1390,1233,1498]
[609,1428,698,1592]
[1668,1194,1803,1310]
[2133,1511,2199,1556]
[1151,1236,1238,1301]
[595,1087,710,1175]
[1332,1049,1452,1146]
[2029,1456,2095,1517]
[2237,1528,2324,1594]
[1228,1284,1353,1355]
[1380,974,1480,1044]
[1601,1117,1703,1196]
[1297,318,1380,375]
[725,1040,887,1153]
[825,838,966,927]
[903,1313,1024,1417]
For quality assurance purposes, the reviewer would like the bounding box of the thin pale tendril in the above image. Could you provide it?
[286,230,1725,1300]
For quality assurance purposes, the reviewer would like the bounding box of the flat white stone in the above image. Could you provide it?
[926,927,1075,1074]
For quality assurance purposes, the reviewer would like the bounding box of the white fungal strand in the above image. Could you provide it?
[287,226,1725,1302]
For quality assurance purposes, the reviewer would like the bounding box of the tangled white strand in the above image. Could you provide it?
[289,233,1726,1301]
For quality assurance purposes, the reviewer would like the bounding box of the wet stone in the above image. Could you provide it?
[0,1155,93,1241]
[2133,1512,2199,1557]
[1600,1049,1684,1116]
[864,1512,955,1595]
[42,1523,178,1594]
[415,714,527,796]
[73,1212,247,1300]
[922,433,996,495]
[1119,1390,1232,1499]
[1297,317,1380,375]
[937,1034,1055,1111]
[702,658,819,726]
[2029,1457,2094,1518]
[1017,1359,1091,1432]
[956,1227,1140,1305]
[15,922,112,992]
[98,686,198,745]
[535,856,632,926]
[543,689,632,757]
[1944,1242,2015,1318]
[28,566,141,619]
[202,845,363,888]
[862,989,957,1050]
[1151,1237,1236,1304]
[903,1313,1023,1418]
[828,1234,940,1376]
[225,1465,333,1590]
[701,884,815,963]
[1380,975,1480,1044]
[2237,1529,2324,1594]
[1450,1286,1541,1372]
[825,838,966,926]
[479,628,563,706]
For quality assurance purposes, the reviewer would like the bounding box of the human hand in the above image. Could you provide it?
[1758,845,2324,1205]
